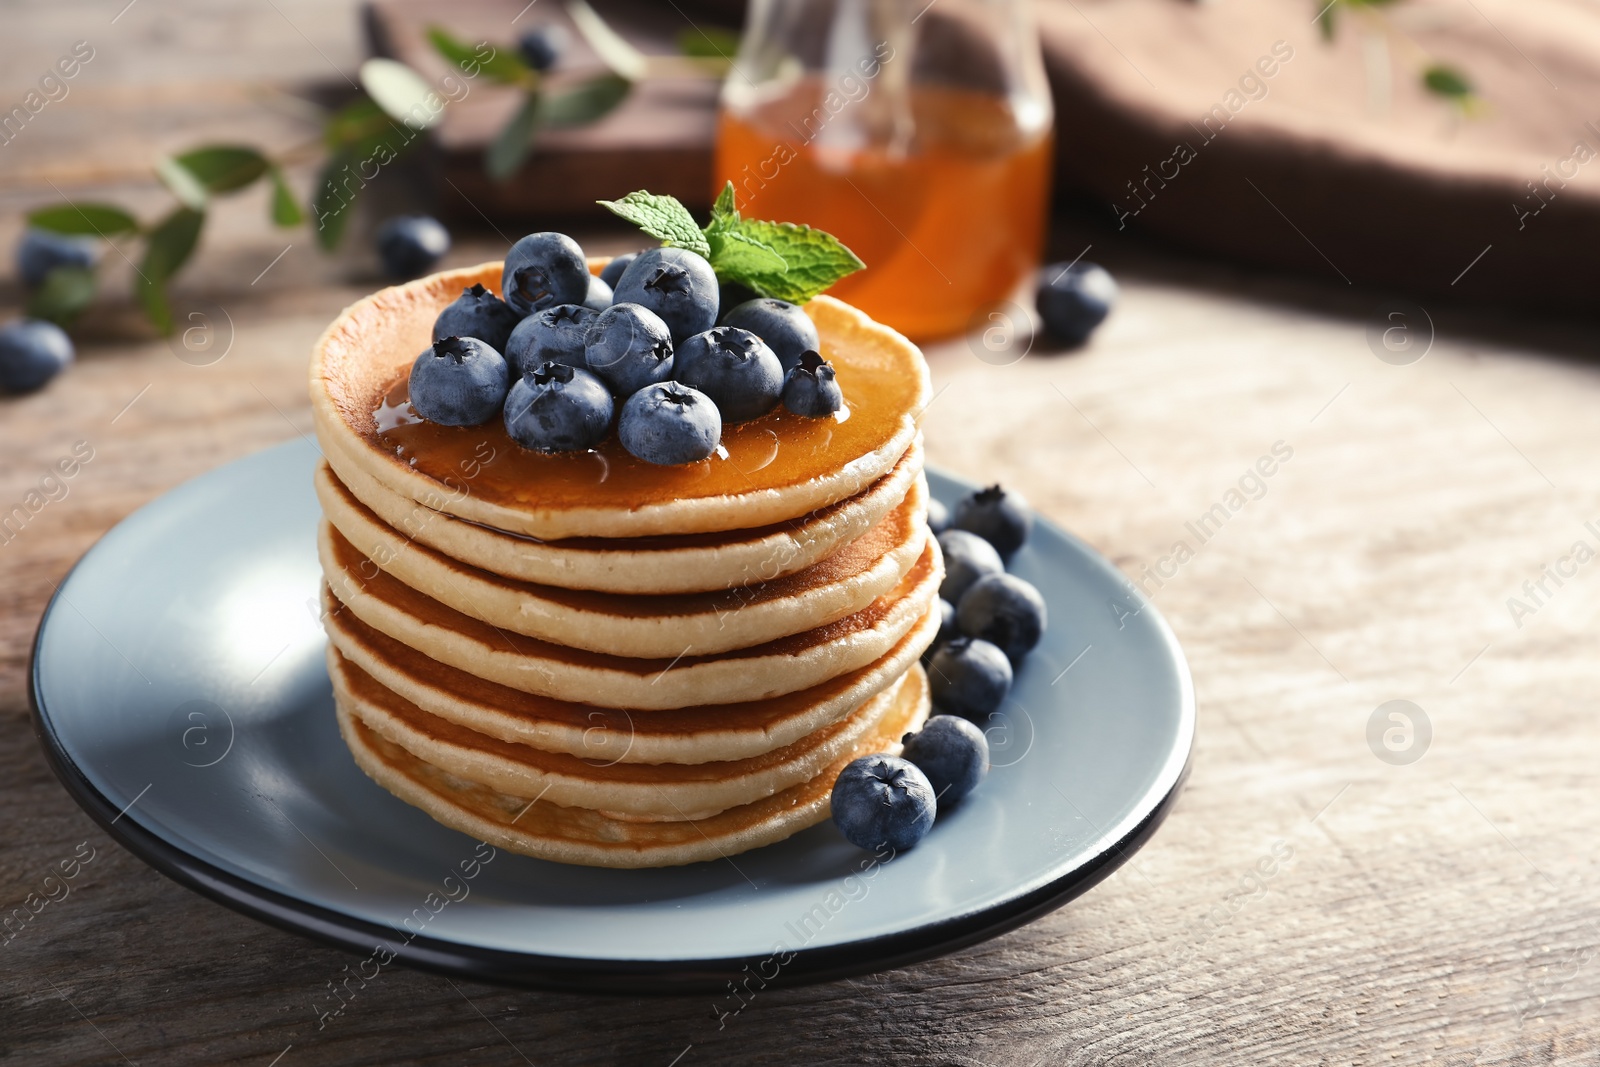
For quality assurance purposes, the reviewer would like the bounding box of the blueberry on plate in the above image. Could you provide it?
[0,319,75,394]
[780,350,843,418]
[618,381,722,466]
[921,597,958,667]
[926,496,950,535]
[432,283,521,352]
[517,23,568,72]
[936,528,1004,604]
[901,715,990,807]
[928,637,1013,720]
[408,336,509,426]
[957,573,1047,663]
[502,232,590,316]
[583,274,614,312]
[951,484,1033,560]
[598,252,638,290]
[673,326,783,423]
[503,361,614,453]
[376,215,450,279]
[720,297,820,372]
[18,229,96,288]
[830,755,936,852]
[1036,261,1117,345]
[585,303,675,397]
[612,247,719,343]
[504,304,597,377]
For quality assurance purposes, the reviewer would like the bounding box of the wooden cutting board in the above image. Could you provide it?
[363,0,736,219]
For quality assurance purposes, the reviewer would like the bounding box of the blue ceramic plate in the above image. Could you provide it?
[30,440,1192,993]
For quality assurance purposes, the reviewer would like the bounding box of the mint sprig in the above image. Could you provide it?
[600,182,864,303]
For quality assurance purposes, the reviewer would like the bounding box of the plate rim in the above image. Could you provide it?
[28,442,1195,995]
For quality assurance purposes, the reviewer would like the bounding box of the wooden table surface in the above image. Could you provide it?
[5,3,1600,1064]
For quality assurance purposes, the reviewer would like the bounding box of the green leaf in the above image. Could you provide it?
[428,26,531,85]
[310,149,357,250]
[28,202,139,237]
[677,27,740,60]
[361,58,446,130]
[707,179,737,228]
[487,92,543,182]
[172,145,270,193]
[157,155,209,210]
[25,266,97,325]
[1423,63,1473,99]
[136,206,205,334]
[597,190,710,257]
[1316,2,1336,41]
[705,227,787,278]
[711,218,863,303]
[268,167,303,227]
[540,73,630,127]
[324,98,391,149]
[566,0,647,81]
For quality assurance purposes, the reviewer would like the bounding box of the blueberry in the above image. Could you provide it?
[502,232,589,316]
[957,573,1047,663]
[673,326,782,423]
[927,637,1013,720]
[618,381,721,465]
[830,755,936,852]
[503,361,614,453]
[585,303,675,397]
[780,350,843,417]
[407,336,509,426]
[377,215,450,279]
[504,304,597,377]
[926,497,950,535]
[720,298,820,372]
[612,247,718,343]
[432,283,521,353]
[937,528,1004,604]
[901,715,990,806]
[583,274,613,311]
[921,597,957,667]
[1036,261,1117,345]
[517,23,568,71]
[18,230,96,288]
[598,252,638,290]
[0,319,75,394]
[951,484,1033,560]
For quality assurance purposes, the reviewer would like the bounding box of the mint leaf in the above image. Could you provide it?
[706,180,738,231]
[706,227,786,278]
[1422,63,1472,99]
[714,218,863,303]
[598,191,710,257]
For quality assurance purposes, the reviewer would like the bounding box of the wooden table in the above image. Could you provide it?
[6,3,1600,1064]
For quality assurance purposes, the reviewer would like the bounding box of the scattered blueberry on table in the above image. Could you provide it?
[617,381,722,466]
[516,23,568,72]
[900,715,990,807]
[376,215,451,279]
[672,326,783,423]
[18,229,96,288]
[1035,261,1117,346]
[831,755,937,852]
[503,361,615,453]
[0,318,75,395]
[407,335,509,426]
[432,283,521,353]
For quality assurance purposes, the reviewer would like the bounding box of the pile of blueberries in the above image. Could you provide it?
[831,483,1045,854]
[410,232,842,466]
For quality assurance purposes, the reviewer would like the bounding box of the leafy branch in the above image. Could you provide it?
[1317,0,1479,112]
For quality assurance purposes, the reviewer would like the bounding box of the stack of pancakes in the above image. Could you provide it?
[307,261,942,868]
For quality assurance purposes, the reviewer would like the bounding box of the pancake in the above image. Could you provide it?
[319,532,943,710]
[308,259,931,540]
[322,587,942,764]
[319,430,924,595]
[318,463,928,657]
[332,648,917,818]
[337,664,931,868]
